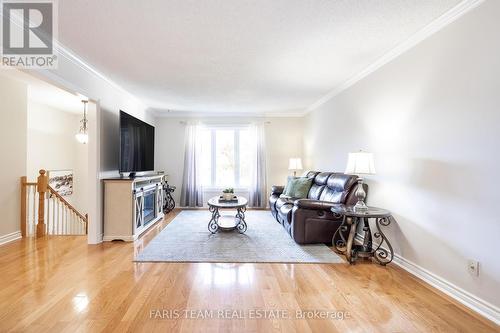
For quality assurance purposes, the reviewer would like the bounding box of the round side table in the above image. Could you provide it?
[331,205,394,265]
[207,196,248,234]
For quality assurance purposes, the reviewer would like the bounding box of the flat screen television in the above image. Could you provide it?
[119,111,155,176]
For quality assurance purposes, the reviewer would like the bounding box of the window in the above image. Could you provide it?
[200,127,253,188]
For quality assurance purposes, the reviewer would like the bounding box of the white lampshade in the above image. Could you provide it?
[288,158,303,170]
[345,151,376,175]
[75,132,89,144]
[76,100,89,144]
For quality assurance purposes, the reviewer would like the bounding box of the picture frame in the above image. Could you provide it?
[48,169,73,196]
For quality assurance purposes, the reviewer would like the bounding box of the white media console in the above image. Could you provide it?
[103,174,164,241]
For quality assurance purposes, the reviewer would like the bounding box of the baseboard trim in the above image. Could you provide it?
[354,234,499,325]
[0,231,22,246]
[103,235,136,242]
[392,254,499,325]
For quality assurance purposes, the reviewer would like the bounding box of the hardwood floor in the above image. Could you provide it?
[0,209,497,332]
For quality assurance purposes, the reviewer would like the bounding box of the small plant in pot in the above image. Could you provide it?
[222,188,234,200]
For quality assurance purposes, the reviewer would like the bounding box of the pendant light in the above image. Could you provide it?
[75,100,89,144]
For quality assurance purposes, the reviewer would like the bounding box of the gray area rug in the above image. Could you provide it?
[135,210,344,264]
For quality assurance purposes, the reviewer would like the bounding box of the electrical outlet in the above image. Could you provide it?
[467,260,479,276]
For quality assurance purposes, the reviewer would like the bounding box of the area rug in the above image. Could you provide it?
[135,210,344,263]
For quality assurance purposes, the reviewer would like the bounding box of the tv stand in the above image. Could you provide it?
[103,174,165,241]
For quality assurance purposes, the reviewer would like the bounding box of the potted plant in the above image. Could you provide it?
[222,188,234,200]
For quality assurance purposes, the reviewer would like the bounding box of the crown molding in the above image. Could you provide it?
[53,41,146,106]
[264,111,306,118]
[305,0,485,114]
[4,12,144,106]
[151,109,306,118]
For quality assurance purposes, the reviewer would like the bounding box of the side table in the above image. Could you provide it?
[331,205,394,265]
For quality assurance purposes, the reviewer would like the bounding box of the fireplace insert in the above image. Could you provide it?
[143,188,156,226]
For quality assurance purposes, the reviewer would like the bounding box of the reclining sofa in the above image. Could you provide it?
[269,171,367,244]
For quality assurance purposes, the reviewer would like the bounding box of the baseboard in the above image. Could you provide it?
[103,235,135,242]
[393,253,499,325]
[0,231,22,246]
[354,234,500,325]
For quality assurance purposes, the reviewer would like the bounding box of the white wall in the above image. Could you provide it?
[27,101,88,213]
[155,117,304,206]
[0,75,27,241]
[32,48,154,244]
[304,0,499,315]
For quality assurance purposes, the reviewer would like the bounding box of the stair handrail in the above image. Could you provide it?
[21,169,89,237]
[47,185,88,234]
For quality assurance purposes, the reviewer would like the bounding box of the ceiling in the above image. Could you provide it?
[28,80,84,114]
[1,70,84,114]
[57,0,462,116]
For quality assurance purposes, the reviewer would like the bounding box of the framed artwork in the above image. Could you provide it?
[48,170,73,196]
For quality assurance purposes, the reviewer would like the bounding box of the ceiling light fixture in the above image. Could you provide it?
[75,100,89,144]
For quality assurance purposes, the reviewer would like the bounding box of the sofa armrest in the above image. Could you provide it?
[271,185,285,195]
[294,199,339,210]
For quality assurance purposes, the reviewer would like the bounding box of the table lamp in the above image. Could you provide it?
[288,158,303,177]
[345,151,376,211]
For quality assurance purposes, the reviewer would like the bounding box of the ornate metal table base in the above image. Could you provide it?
[207,196,248,234]
[332,206,394,265]
[208,206,247,234]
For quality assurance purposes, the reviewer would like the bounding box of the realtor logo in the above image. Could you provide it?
[1,0,58,68]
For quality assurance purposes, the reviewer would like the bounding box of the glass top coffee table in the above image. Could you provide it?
[207,196,248,234]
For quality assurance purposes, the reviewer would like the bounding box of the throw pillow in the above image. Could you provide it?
[283,177,313,198]
[282,175,297,194]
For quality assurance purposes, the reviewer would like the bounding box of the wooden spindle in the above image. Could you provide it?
[20,176,27,237]
[46,194,50,234]
[36,170,48,237]
[54,199,57,235]
[63,205,66,234]
[65,206,68,234]
[56,199,61,235]
[51,195,54,235]
[31,187,36,236]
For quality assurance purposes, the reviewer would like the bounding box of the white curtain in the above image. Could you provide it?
[180,122,203,207]
[248,123,267,208]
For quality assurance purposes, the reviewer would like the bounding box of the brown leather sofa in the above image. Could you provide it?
[269,171,367,244]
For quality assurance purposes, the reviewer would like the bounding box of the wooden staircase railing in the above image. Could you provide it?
[20,169,88,237]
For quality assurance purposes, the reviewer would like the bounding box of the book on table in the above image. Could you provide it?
[219,195,238,203]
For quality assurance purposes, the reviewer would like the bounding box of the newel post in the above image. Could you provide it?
[36,169,48,237]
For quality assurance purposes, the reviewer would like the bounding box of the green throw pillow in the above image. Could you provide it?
[283,177,313,198]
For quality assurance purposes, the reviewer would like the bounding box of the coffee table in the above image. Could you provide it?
[207,196,248,234]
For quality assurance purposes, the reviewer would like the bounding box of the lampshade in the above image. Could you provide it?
[75,132,89,144]
[76,100,89,144]
[345,151,376,175]
[288,158,303,170]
